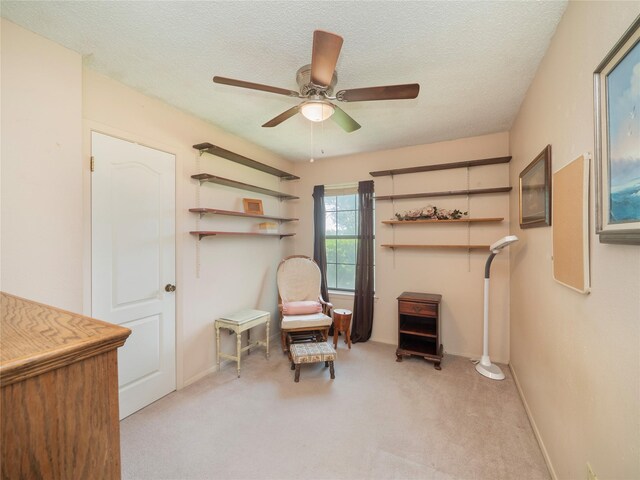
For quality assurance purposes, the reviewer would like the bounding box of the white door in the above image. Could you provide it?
[91,131,176,419]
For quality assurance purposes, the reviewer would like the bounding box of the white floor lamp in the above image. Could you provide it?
[476,235,519,381]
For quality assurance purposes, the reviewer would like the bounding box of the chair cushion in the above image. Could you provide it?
[277,257,321,303]
[281,312,332,330]
[290,342,336,364]
[282,300,322,315]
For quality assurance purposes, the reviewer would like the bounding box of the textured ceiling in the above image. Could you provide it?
[1,1,567,162]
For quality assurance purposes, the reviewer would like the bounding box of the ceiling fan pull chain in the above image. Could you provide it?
[467,166,471,272]
[310,121,315,163]
[321,116,325,155]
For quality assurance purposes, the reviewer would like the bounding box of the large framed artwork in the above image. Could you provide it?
[594,15,640,245]
[519,145,552,229]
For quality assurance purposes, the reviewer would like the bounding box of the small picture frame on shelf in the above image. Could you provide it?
[243,198,263,215]
[519,145,552,229]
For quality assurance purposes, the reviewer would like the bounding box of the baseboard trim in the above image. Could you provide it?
[509,363,557,480]
[183,365,217,388]
[182,331,283,388]
[443,348,509,365]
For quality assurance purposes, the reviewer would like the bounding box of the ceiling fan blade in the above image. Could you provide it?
[331,105,361,133]
[310,30,343,87]
[336,83,420,102]
[213,76,300,98]
[262,105,301,127]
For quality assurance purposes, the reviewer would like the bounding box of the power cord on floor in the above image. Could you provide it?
[470,358,480,365]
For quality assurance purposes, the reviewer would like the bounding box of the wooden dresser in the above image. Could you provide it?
[395,292,443,369]
[0,292,131,479]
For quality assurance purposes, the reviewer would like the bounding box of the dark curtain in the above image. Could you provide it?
[312,185,330,304]
[351,180,375,343]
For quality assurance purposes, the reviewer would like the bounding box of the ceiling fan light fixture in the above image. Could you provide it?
[300,100,335,122]
[215,31,419,133]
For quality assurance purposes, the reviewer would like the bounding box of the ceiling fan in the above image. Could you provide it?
[213,30,420,133]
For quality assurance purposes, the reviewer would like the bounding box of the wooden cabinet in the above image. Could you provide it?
[396,292,443,369]
[0,292,130,480]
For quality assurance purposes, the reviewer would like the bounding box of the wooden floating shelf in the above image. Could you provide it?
[193,142,299,180]
[375,186,512,201]
[370,156,511,177]
[382,217,503,225]
[189,208,298,222]
[190,231,295,241]
[192,174,298,200]
[381,244,489,250]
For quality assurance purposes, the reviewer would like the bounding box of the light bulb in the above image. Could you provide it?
[300,100,335,122]
[309,157,315,163]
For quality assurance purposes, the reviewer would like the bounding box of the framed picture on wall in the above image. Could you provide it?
[593,15,640,245]
[519,145,552,229]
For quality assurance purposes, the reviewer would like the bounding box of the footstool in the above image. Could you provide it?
[289,342,336,383]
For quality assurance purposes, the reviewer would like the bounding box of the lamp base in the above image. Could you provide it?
[475,362,505,380]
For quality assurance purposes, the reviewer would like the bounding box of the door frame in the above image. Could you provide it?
[83,122,184,391]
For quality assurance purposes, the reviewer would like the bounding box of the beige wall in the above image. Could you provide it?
[1,19,83,311]
[509,3,640,480]
[83,70,297,386]
[292,132,513,362]
[5,9,639,477]
[1,20,296,388]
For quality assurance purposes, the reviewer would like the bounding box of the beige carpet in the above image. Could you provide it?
[120,341,550,480]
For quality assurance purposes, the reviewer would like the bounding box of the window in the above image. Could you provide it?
[324,189,374,292]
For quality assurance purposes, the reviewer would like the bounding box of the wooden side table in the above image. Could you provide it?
[215,309,270,378]
[332,308,352,349]
[396,292,443,369]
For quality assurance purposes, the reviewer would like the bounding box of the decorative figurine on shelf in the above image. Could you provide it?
[394,205,468,221]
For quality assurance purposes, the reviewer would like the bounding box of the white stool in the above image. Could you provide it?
[215,309,270,377]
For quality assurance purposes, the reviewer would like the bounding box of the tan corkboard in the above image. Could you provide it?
[552,155,590,293]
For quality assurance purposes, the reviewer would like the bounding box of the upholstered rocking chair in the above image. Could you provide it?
[276,255,333,352]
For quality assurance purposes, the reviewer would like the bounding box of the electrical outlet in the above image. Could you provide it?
[587,463,598,480]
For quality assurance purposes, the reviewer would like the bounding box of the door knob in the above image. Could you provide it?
[165,284,176,292]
